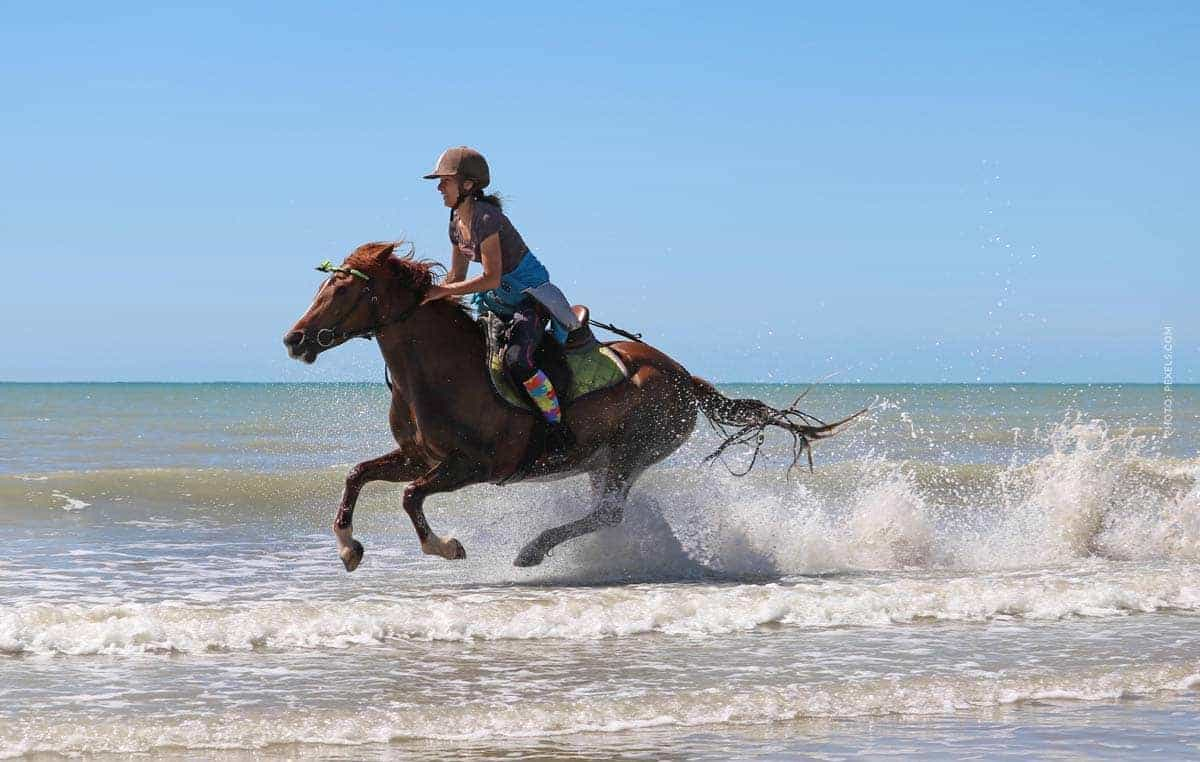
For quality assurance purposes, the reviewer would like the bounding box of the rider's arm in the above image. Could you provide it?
[444,246,469,285]
[435,233,502,297]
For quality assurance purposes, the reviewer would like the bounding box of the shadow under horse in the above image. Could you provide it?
[284,242,863,570]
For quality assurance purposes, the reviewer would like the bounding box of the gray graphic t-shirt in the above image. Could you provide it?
[449,201,529,274]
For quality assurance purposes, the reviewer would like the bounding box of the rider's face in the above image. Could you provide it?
[436,176,469,208]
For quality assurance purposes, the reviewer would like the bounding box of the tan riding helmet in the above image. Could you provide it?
[422,146,490,189]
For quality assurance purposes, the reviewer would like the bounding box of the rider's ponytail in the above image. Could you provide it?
[474,189,504,210]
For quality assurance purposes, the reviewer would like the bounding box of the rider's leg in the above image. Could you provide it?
[503,306,565,427]
[521,370,562,424]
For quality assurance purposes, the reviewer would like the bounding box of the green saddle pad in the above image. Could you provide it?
[488,340,629,411]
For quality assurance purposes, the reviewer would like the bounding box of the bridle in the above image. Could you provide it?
[310,261,422,347]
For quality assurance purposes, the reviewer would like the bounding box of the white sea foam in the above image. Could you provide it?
[1,566,1195,655]
[50,491,90,512]
[1,663,1196,757]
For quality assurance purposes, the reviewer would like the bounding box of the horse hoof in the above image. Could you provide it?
[447,538,467,561]
[339,538,365,572]
[513,543,545,568]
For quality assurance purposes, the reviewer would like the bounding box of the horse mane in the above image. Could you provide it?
[344,241,475,322]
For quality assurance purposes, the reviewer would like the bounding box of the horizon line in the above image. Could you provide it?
[1,380,1192,387]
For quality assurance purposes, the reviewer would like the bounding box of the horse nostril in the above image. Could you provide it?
[284,330,305,347]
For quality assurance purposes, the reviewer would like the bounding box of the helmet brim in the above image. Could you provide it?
[422,172,453,180]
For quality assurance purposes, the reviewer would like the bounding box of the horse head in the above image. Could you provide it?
[283,241,435,363]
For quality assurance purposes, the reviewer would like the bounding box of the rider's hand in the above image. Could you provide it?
[421,285,451,305]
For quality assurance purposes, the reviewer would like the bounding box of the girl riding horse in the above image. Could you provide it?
[419,146,574,458]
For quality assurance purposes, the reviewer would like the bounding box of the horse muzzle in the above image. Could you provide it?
[283,329,320,364]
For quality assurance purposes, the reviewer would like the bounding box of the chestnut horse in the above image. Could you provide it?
[284,242,859,570]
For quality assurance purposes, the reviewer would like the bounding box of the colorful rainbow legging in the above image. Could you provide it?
[522,370,562,424]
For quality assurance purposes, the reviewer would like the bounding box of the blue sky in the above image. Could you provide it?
[2,2,1194,382]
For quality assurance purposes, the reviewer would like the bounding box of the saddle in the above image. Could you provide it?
[483,306,629,412]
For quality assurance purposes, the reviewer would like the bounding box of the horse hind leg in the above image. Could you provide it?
[514,466,638,568]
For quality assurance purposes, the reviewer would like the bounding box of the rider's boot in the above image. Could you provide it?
[544,419,576,456]
[522,370,574,464]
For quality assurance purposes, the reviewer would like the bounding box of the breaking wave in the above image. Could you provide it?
[2,665,1197,757]
[2,564,1197,656]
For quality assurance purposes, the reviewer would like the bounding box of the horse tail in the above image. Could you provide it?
[689,376,867,474]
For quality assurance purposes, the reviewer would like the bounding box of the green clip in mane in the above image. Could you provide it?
[316,260,370,281]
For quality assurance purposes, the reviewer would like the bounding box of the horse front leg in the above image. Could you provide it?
[403,452,486,561]
[334,446,427,572]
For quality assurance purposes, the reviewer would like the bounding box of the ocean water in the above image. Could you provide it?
[0,382,1196,759]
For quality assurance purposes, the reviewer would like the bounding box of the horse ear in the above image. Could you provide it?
[372,243,396,262]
